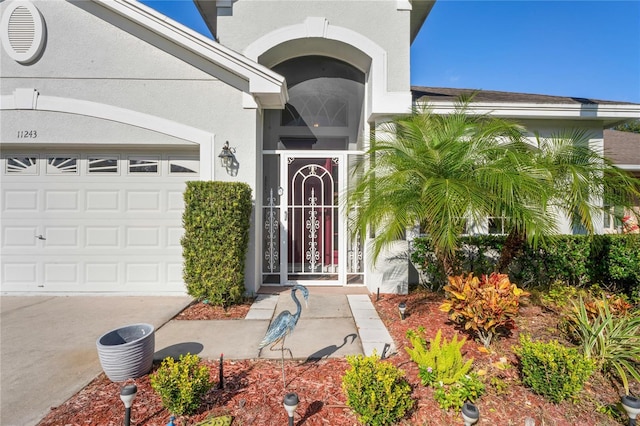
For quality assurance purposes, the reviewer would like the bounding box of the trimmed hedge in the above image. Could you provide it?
[411,234,640,298]
[181,181,252,307]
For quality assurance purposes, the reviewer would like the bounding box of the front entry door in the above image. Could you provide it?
[284,156,342,283]
[262,154,345,285]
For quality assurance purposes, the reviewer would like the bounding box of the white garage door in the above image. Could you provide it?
[1,150,199,294]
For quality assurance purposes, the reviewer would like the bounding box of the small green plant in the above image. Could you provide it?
[150,353,214,416]
[539,280,579,309]
[569,296,640,394]
[405,328,473,386]
[489,376,510,395]
[440,272,529,348]
[514,335,595,403]
[342,353,414,426]
[433,373,485,411]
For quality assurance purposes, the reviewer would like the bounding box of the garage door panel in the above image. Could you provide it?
[86,191,120,211]
[167,227,184,247]
[126,227,160,246]
[127,191,161,211]
[3,190,39,211]
[85,227,120,247]
[167,191,185,211]
[85,263,119,283]
[44,227,79,247]
[3,226,39,247]
[2,262,38,284]
[44,263,78,283]
[45,191,80,211]
[126,263,160,283]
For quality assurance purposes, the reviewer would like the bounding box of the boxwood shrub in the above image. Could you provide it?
[411,234,640,298]
[181,181,252,307]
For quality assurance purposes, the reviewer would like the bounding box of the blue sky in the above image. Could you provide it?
[140,0,640,103]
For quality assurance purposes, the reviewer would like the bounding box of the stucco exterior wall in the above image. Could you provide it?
[0,0,265,294]
[216,0,411,95]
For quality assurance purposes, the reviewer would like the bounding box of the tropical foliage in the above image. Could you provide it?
[568,296,640,395]
[440,272,529,347]
[405,328,473,386]
[347,97,640,275]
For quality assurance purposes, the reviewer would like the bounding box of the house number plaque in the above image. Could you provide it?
[17,130,38,139]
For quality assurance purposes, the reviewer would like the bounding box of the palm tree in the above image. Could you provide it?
[348,97,640,277]
[497,128,640,270]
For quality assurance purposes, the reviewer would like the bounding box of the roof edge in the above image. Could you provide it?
[91,0,287,109]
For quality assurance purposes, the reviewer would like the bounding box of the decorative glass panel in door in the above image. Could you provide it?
[287,157,339,282]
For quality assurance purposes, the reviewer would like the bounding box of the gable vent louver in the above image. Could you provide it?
[1,1,46,64]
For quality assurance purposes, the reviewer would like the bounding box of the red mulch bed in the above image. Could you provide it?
[38,291,633,426]
[174,300,254,321]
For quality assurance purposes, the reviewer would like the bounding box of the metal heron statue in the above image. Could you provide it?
[258,284,309,386]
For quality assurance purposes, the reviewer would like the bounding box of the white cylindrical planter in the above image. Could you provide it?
[96,323,155,382]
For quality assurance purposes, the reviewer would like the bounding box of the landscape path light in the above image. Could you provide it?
[399,302,407,320]
[622,395,640,426]
[119,384,137,426]
[283,392,299,426]
[461,402,479,426]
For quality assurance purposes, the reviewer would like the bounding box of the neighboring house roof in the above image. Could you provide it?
[412,87,639,106]
[92,0,287,109]
[604,129,640,170]
[411,86,640,126]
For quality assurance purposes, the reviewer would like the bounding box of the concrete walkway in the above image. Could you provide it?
[154,289,395,362]
[0,288,394,426]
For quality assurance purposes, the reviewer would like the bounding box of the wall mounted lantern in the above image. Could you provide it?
[218,141,236,168]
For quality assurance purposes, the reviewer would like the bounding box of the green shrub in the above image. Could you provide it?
[411,234,640,296]
[405,328,473,386]
[514,335,595,403]
[342,353,414,425]
[569,297,640,394]
[150,354,214,416]
[182,181,252,307]
[433,373,485,412]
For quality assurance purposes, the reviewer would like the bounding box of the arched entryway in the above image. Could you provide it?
[261,56,366,286]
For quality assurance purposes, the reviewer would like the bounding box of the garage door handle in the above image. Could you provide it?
[36,235,46,240]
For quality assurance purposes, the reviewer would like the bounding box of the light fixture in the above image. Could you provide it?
[120,384,137,426]
[461,402,479,426]
[218,141,235,168]
[398,302,407,320]
[283,392,299,426]
[622,395,640,426]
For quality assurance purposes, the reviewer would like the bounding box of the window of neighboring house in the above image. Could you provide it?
[488,217,508,235]
[603,205,624,232]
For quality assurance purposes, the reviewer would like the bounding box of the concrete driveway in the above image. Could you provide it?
[0,295,191,426]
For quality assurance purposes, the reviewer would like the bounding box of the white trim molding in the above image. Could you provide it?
[424,101,640,126]
[1,89,215,179]
[244,17,412,119]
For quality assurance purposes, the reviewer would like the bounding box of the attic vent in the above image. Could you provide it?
[1,1,46,64]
